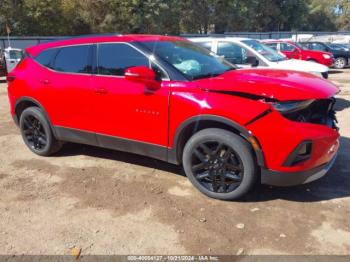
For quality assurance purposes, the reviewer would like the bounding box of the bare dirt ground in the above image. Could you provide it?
[0,70,349,256]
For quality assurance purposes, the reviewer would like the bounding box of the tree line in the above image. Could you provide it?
[0,0,349,36]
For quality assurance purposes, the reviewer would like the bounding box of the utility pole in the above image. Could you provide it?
[6,24,11,48]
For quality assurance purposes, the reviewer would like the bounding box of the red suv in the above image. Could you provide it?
[263,40,334,67]
[7,34,340,200]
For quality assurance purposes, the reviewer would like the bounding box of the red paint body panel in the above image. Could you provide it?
[7,35,340,177]
[263,40,334,67]
[195,69,339,101]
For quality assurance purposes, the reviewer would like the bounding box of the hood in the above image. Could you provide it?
[271,59,329,73]
[195,69,339,101]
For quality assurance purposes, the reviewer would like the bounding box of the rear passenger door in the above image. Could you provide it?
[40,45,95,132]
[92,43,170,150]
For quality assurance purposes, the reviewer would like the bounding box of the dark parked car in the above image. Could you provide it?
[300,41,350,69]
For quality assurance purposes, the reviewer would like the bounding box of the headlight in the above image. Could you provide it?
[323,54,331,59]
[270,100,314,114]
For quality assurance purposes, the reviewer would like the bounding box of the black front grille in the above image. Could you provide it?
[283,98,338,129]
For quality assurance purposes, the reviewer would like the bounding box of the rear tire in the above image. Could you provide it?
[19,107,62,156]
[182,128,257,200]
[334,57,347,69]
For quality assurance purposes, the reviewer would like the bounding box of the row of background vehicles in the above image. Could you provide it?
[6,33,341,200]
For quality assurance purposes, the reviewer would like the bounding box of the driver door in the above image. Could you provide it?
[92,43,170,152]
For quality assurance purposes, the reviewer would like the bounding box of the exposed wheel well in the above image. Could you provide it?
[175,120,250,164]
[15,100,40,120]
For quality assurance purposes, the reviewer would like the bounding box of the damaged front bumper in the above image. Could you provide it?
[261,152,338,186]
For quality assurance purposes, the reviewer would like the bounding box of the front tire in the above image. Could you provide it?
[182,128,257,200]
[19,107,62,156]
[334,57,347,69]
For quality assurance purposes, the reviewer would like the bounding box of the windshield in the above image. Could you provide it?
[242,40,286,62]
[9,50,23,60]
[292,42,304,49]
[140,40,235,80]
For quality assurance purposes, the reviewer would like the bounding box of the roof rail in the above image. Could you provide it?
[63,33,122,40]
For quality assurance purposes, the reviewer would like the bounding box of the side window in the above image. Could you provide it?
[197,42,212,51]
[280,43,295,52]
[34,48,58,68]
[265,43,278,50]
[53,45,91,74]
[217,42,248,64]
[97,43,149,76]
[311,43,326,51]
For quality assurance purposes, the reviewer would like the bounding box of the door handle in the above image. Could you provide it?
[40,79,50,85]
[95,87,108,94]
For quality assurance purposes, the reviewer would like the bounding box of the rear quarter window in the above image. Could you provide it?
[34,48,58,68]
[53,45,92,74]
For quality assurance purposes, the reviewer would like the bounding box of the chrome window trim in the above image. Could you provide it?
[32,44,94,76]
[32,42,170,81]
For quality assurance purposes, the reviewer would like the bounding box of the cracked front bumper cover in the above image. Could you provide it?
[261,153,338,187]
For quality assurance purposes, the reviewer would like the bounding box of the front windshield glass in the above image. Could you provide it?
[242,40,286,62]
[140,40,235,80]
[9,50,23,60]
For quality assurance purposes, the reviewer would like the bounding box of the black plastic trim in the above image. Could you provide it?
[261,153,337,187]
[168,114,265,167]
[14,97,57,137]
[53,126,168,162]
[283,140,313,167]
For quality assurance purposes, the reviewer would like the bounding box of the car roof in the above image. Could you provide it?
[26,34,186,57]
[188,36,251,42]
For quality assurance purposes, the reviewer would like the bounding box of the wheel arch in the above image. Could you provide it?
[14,97,56,136]
[168,115,265,167]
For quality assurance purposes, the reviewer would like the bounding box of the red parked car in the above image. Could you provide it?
[262,40,334,67]
[7,34,340,200]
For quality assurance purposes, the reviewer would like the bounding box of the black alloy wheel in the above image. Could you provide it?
[19,107,62,156]
[183,128,257,200]
[191,141,244,193]
[22,114,47,150]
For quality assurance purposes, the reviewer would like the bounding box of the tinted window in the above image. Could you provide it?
[280,43,295,52]
[34,48,58,68]
[265,43,278,50]
[197,42,212,51]
[53,45,91,73]
[98,43,149,76]
[311,43,327,51]
[243,40,286,62]
[217,42,248,64]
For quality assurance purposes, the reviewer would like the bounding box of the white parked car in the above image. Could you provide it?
[4,47,23,73]
[188,37,330,79]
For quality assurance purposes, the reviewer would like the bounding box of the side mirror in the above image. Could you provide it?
[125,66,160,90]
[246,56,259,67]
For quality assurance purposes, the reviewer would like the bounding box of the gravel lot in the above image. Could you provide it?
[0,70,349,255]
